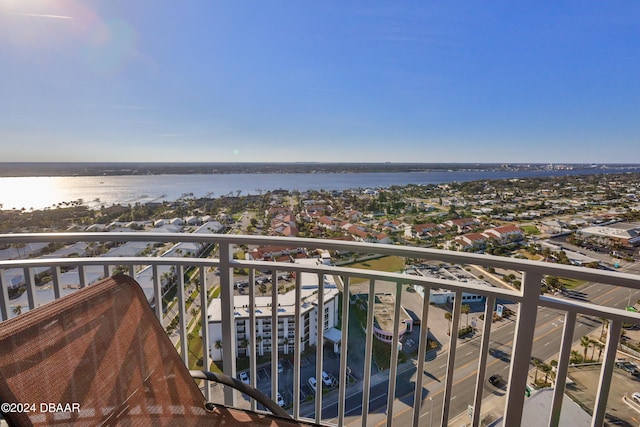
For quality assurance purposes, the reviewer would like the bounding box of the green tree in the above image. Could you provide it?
[595,342,604,362]
[541,362,553,385]
[570,350,582,364]
[580,336,591,361]
[531,357,542,382]
[599,318,609,340]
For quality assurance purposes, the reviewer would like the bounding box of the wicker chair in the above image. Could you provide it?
[0,275,316,426]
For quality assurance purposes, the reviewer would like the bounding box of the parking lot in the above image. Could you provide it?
[566,364,640,426]
[233,343,347,412]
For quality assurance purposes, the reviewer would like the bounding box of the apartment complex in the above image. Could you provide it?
[206,259,340,361]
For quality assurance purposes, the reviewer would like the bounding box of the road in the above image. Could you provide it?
[302,261,640,426]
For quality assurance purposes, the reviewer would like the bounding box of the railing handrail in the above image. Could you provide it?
[3,232,640,426]
[1,232,639,288]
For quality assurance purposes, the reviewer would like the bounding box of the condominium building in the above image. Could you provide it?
[206,259,340,361]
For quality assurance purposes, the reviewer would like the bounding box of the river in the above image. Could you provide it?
[0,168,637,211]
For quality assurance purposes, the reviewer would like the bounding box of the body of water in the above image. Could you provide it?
[0,168,637,211]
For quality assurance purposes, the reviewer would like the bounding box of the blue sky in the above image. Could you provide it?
[1,1,639,163]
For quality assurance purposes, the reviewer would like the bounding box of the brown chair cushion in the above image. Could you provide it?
[0,275,314,426]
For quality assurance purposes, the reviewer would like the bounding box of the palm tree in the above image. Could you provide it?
[599,317,609,340]
[541,362,553,385]
[531,358,542,382]
[595,342,605,361]
[12,305,22,316]
[282,337,290,355]
[571,350,582,364]
[580,336,591,361]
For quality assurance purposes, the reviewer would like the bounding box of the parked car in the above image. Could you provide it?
[239,371,249,384]
[617,361,640,376]
[278,362,284,373]
[308,377,317,392]
[632,392,640,404]
[277,392,285,407]
[321,371,333,387]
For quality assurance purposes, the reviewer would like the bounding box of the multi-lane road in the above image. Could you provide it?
[304,261,640,426]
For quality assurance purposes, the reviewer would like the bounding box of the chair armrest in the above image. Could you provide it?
[189,370,291,419]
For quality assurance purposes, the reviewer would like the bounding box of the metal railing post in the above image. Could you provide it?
[315,272,325,424]
[177,265,188,365]
[248,268,257,412]
[152,265,162,321]
[219,242,237,406]
[199,265,211,401]
[52,266,62,300]
[503,271,542,426]
[592,320,622,427]
[472,295,495,427]
[271,269,279,406]
[442,291,462,424]
[412,284,431,426]
[0,273,8,321]
[293,270,302,419]
[549,311,576,427]
[361,279,376,427]
[386,282,404,427]
[337,275,351,427]
[23,267,36,310]
[78,265,86,288]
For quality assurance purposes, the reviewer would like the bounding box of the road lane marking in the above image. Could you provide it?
[364,283,623,427]
[368,322,573,426]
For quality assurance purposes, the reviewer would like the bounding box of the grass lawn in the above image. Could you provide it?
[187,334,204,369]
[558,277,585,289]
[515,249,544,261]
[521,225,541,235]
[345,256,405,283]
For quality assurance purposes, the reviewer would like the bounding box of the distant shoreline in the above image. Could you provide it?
[1,162,638,177]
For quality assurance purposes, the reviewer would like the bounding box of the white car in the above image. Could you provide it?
[321,371,333,387]
[239,371,249,384]
[277,392,285,407]
[632,392,640,404]
[308,377,317,392]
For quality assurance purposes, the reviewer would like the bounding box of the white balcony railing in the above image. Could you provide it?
[1,233,640,427]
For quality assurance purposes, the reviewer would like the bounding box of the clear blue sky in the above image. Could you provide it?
[1,1,638,163]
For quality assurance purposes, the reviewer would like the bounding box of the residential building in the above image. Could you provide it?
[206,259,340,361]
